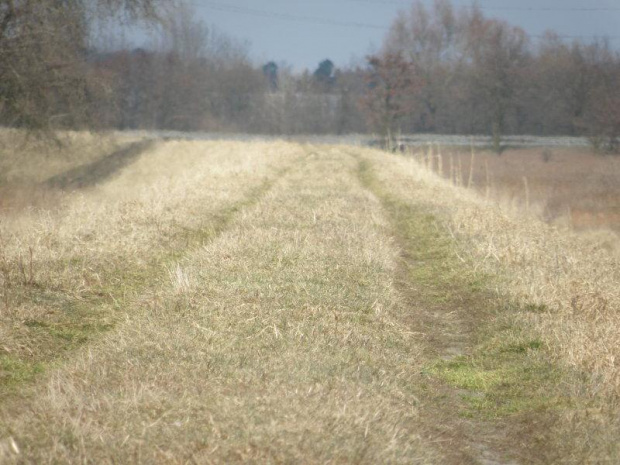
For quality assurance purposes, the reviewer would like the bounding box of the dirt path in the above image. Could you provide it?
[1,143,562,463]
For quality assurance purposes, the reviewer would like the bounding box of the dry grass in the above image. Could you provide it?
[2,135,619,462]
[0,137,296,390]
[361,146,620,461]
[414,146,620,237]
[0,141,442,463]
[0,129,146,213]
[0,129,128,184]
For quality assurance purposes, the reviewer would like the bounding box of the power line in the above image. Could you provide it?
[188,1,620,41]
[530,34,620,41]
[189,1,387,31]
[487,7,620,12]
[346,0,620,11]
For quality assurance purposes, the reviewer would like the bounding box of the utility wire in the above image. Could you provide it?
[188,0,620,41]
[346,0,620,11]
[188,1,387,30]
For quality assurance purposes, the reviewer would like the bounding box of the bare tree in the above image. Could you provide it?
[0,0,166,131]
[360,53,423,149]
[581,42,620,153]
[383,0,464,132]
[464,11,529,153]
[92,3,264,133]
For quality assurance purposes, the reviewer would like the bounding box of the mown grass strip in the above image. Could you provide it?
[356,155,569,460]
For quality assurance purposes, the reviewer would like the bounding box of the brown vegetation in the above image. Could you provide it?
[359,53,423,148]
[3,0,620,145]
[412,146,620,236]
[362,145,620,462]
[0,135,619,462]
[0,0,164,131]
[380,0,620,151]
[0,130,147,214]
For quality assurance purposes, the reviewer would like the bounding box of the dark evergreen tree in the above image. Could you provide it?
[262,62,279,91]
[313,59,335,87]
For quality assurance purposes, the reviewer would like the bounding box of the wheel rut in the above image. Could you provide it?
[355,154,536,465]
[0,145,305,404]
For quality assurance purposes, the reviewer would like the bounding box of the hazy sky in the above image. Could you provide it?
[170,0,620,70]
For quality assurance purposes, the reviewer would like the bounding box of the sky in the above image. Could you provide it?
[150,0,620,71]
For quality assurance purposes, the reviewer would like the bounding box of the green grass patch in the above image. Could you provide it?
[357,159,469,298]
[0,355,44,388]
[425,332,565,419]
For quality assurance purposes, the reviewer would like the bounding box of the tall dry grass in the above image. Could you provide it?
[413,146,620,235]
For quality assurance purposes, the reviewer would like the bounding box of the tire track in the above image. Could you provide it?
[0,143,304,403]
[354,153,526,465]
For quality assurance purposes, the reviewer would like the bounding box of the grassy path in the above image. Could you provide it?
[1,142,570,463]
[356,153,562,464]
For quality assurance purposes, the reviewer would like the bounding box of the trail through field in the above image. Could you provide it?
[1,142,559,463]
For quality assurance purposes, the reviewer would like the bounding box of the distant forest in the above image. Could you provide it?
[1,0,619,150]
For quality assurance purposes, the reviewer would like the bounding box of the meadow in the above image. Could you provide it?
[0,132,618,463]
[414,145,620,235]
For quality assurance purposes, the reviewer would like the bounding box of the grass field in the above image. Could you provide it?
[0,134,619,463]
[415,146,620,235]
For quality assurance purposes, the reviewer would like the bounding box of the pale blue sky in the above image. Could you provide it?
[169,0,620,70]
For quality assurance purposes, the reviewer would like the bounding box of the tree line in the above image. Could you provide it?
[369,0,620,152]
[0,0,164,130]
[1,0,619,151]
